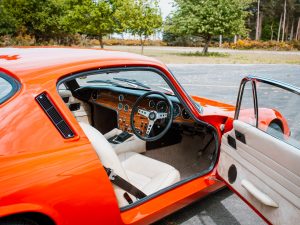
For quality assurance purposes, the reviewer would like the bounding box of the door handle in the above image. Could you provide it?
[241,179,278,208]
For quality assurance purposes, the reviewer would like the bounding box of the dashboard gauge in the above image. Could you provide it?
[92,91,98,100]
[149,100,156,108]
[156,101,168,113]
[173,103,181,118]
[182,108,191,120]
[118,103,123,110]
[124,104,129,112]
[118,94,124,102]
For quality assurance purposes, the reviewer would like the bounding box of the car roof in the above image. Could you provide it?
[0,47,165,82]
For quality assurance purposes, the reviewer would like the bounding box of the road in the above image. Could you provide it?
[154,64,300,225]
[113,45,300,55]
[169,64,300,105]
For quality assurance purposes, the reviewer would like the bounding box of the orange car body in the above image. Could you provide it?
[0,48,288,225]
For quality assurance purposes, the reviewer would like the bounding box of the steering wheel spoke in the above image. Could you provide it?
[138,109,150,118]
[157,112,168,119]
[146,120,155,136]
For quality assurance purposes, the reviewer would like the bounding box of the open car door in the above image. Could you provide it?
[217,76,300,225]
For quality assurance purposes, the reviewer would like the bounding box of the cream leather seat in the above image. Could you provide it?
[79,122,180,207]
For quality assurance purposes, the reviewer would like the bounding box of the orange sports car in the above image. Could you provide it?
[0,48,299,225]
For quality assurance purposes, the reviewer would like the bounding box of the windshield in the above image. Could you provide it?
[76,70,174,95]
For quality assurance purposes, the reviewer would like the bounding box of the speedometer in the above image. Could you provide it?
[156,101,168,113]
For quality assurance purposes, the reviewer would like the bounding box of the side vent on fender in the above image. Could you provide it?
[36,93,75,139]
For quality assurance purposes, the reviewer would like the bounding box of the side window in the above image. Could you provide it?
[256,81,300,149]
[236,77,300,149]
[237,81,256,126]
[0,73,19,104]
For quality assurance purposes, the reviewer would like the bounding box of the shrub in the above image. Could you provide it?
[178,51,230,57]
[223,39,296,51]
[0,34,36,46]
[290,40,300,51]
[0,35,167,47]
[103,39,167,46]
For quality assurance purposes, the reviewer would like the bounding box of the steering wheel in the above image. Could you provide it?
[130,91,174,142]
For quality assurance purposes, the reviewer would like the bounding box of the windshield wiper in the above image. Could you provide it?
[113,78,151,89]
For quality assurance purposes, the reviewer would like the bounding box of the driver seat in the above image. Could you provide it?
[79,122,180,207]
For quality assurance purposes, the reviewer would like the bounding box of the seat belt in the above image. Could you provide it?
[104,166,147,200]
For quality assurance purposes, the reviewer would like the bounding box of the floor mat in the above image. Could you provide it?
[144,134,215,180]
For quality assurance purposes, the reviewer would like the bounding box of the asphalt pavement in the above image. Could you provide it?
[154,64,300,225]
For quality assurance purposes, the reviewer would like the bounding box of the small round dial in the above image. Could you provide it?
[92,91,98,100]
[149,100,156,108]
[124,104,129,112]
[118,103,123,110]
[173,103,181,118]
[182,108,191,120]
[119,94,124,102]
[156,101,168,113]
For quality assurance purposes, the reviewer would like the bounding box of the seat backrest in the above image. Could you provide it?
[79,122,133,207]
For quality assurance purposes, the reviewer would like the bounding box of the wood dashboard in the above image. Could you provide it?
[90,89,194,135]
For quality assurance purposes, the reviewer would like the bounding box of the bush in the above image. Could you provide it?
[223,39,296,51]
[0,34,36,46]
[0,35,167,47]
[179,51,229,57]
[103,39,167,46]
[290,40,300,51]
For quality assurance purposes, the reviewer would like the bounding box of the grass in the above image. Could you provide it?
[106,45,300,64]
[178,51,230,57]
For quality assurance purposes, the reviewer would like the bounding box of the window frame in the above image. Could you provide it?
[235,75,300,122]
[234,75,300,148]
[0,72,20,105]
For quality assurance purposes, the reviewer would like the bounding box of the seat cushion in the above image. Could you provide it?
[118,152,180,195]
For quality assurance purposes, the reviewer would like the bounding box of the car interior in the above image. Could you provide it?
[57,68,218,209]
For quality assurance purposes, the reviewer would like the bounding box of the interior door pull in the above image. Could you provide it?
[235,130,246,144]
[241,179,279,208]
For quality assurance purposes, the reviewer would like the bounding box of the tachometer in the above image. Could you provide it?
[156,101,168,113]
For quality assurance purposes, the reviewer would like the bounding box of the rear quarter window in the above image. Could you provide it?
[0,72,20,104]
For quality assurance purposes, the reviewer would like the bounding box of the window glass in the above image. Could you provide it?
[75,70,172,94]
[256,81,300,149]
[0,75,15,104]
[238,81,256,126]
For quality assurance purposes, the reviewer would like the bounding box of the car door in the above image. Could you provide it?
[217,76,300,225]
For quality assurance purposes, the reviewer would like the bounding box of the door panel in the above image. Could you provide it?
[218,120,300,225]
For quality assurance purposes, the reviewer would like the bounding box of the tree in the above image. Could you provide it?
[63,0,131,48]
[0,1,17,35]
[166,0,251,53]
[129,0,162,54]
[0,0,66,41]
[282,0,287,41]
[256,0,261,40]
